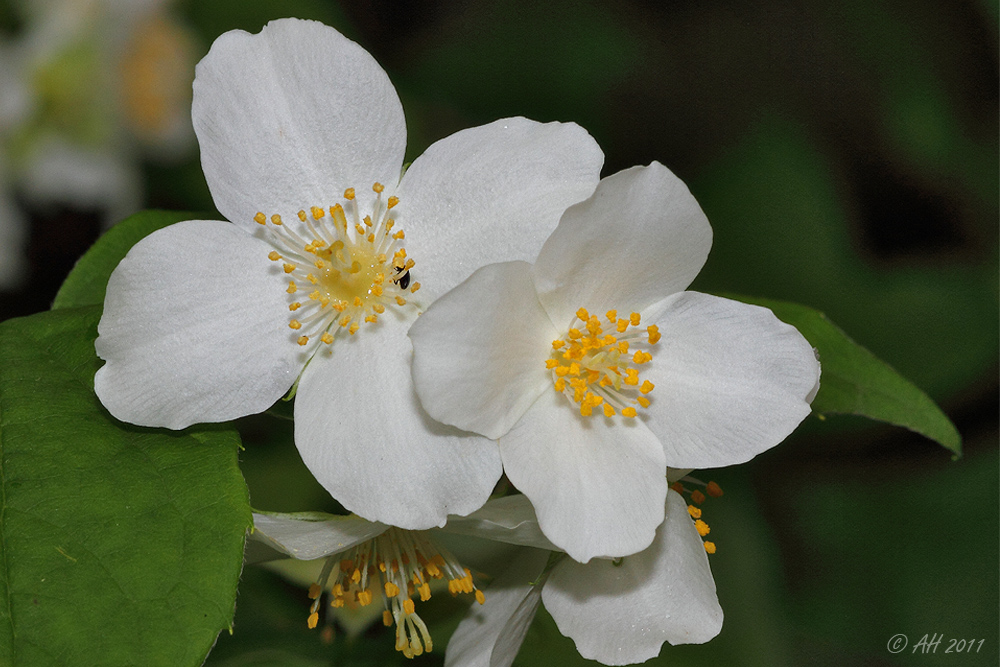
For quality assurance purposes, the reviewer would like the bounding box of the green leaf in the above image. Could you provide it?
[52,209,201,310]
[0,307,252,666]
[731,295,961,456]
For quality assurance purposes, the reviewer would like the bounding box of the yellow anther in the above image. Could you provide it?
[286,281,298,294]
[387,195,399,208]
[321,332,334,344]
[402,599,415,615]
[622,407,637,418]
[395,296,407,306]
[603,404,615,417]
[695,520,710,536]
[637,396,651,408]
[688,505,702,519]
[552,340,565,349]
[283,263,296,273]
[357,589,373,606]
[254,212,267,225]
[568,328,582,339]
[624,369,639,386]
[383,610,393,626]
[289,302,302,311]
[344,187,355,200]
[417,582,431,601]
[271,214,283,226]
[307,612,319,629]
[545,359,559,369]
[297,335,309,346]
[355,223,366,235]
[640,380,654,394]
[647,325,661,344]
[616,318,628,333]
[630,312,641,326]
[289,320,302,330]
[617,341,630,353]
[576,307,590,321]
[364,314,378,323]
[392,230,404,240]
[385,582,400,597]
[372,182,385,193]
[353,296,362,307]
[308,583,322,600]
[307,274,318,284]
[606,310,617,323]
[410,282,421,293]
[691,490,706,504]
[707,481,724,498]
[475,590,485,604]
[349,323,360,335]
[314,259,325,269]
[554,378,566,392]
[310,206,325,219]
[268,251,281,261]
[704,541,717,554]
[373,304,386,314]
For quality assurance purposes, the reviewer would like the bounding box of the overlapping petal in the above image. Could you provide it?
[294,319,503,530]
[95,220,300,428]
[192,18,406,228]
[445,548,549,667]
[251,511,390,561]
[641,291,820,468]
[500,388,667,562]
[532,162,712,328]
[409,261,557,439]
[542,490,723,664]
[397,117,603,301]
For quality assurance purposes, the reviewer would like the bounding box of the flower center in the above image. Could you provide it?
[255,183,420,351]
[546,307,660,418]
[305,527,484,658]
[671,478,724,554]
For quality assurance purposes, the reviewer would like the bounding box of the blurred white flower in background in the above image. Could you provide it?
[0,0,197,287]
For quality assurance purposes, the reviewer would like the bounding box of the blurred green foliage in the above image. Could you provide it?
[0,0,995,665]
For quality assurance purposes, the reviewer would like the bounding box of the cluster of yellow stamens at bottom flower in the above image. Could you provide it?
[255,182,421,352]
[671,479,724,554]
[306,528,484,659]
[547,307,660,417]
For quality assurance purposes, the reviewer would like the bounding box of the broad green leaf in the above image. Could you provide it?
[732,295,961,456]
[0,307,252,666]
[52,209,200,310]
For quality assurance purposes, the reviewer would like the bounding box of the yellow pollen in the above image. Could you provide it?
[688,505,702,519]
[310,206,325,219]
[297,210,307,222]
[704,541,717,554]
[647,325,661,344]
[321,332,334,344]
[268,251,281,261]
[695,519,711,536]
[289,302,302,311]
[254,212,266,225]
[396,296,407,306]
[403,599,415,615]
[307,612,319,629]
[271,214,283,226]
[373,182,385,193]
[297,336,309,346]
[622,407,637,418]
[289,320,302,330]
[606,309,617,322]
[283,263,296,273]
[286,282,298,294]
[387,196,399,208]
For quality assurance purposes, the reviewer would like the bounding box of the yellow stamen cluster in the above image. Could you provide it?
[671,479,724,554]
[305,528,484,659]
[547,307,659,418]
[255,183,421,352]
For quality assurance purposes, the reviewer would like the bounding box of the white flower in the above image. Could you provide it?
[249,495,559,659]
[94,19,603,528]
[408,162,821,562]
[445,490,723,667]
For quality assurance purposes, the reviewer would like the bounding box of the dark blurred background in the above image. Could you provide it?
[0,1,996,665]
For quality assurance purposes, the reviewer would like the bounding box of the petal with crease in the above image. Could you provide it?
[294,318,503,530]
[250,511,389,561]
[543,490,723,665]
[533,162,712,328]
[409,261,557,439]
[193,18,406,228]
[95,220,300,429]
[445,548,549,667]
[641,292,819,468]
[500,389,667,562]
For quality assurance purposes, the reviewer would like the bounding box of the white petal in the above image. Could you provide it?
[192,18,406,228]
[533,162,712,328]
[542,491,723,665]
[294,318,503,529]
[395,117,603,301]
[250,511,389,561]
[408,261,557,439]
[443,495,559,552]
[94,220,301,428]
[642,292,820,468]
[500,389,667,563]
[445,548,549,667]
